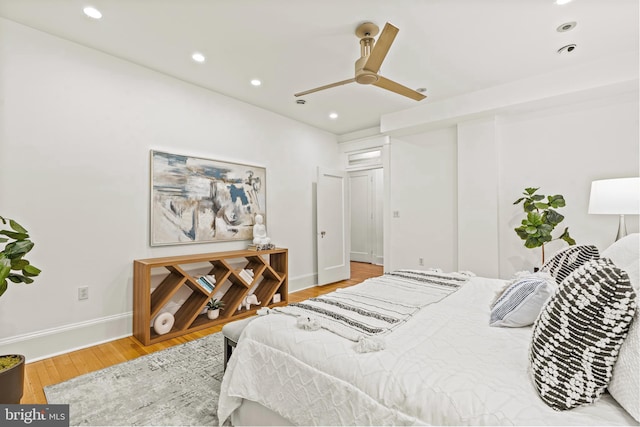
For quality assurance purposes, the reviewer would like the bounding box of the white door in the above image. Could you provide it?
[349,171,373,263]
[317,167,350,285]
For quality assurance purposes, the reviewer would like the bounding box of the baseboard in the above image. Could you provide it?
[0,312,133,363]
[288,272,317,292]
[0,273,319,363]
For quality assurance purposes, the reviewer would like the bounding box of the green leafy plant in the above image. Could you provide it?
[0,216,41,298]
[513,188,576,264]
[206,298,225,311]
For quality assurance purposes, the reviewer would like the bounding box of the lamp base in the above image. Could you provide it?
[615,214,628,241]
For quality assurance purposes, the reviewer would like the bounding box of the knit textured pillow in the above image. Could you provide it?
[540,244,599,283]
[529,258,637,411]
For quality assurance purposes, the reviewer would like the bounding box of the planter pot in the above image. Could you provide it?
[0,354,25,404]
[207,309,220,320]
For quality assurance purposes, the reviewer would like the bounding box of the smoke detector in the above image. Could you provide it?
[557,44,577,54]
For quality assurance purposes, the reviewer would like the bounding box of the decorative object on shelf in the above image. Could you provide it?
[240,294,261,311]
[197,275,216,292]
[252,213,271,245]
[588,177,640,241]
[247,243,276,251]
[257,307,271,316]
[150,150,266,246]
[272,293,281,303]
[513,187,575,264]
[153,312,175,335]
[206,298,225,320]
[239,268,254,284]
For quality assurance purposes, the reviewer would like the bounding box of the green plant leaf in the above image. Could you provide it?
[548,195,566,208]
[531,195,545,201]
[9,220,27,234]
[0,230,28,240]
[513,197,525,205]
[534,202,549,210]
[7,274,33,284]
[10,259,28,270]
[23,264,41,277]
[0,280,6,297]
[525,187,539,195]
[3,240,34,259]
[545,209,565,226]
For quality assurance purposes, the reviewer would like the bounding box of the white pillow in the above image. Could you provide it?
[489,272,556,327]
[604,234,639,421]
[601,233,639,291]
[608,311,639,422]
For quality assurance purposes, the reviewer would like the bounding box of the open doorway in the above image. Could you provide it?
[348,167,383,265]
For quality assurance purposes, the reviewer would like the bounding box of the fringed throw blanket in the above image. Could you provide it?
[274,269,471,348]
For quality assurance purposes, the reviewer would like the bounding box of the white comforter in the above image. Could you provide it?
[218,276,637,426]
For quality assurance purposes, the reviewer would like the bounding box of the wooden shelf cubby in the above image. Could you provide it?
[133,248,288,345]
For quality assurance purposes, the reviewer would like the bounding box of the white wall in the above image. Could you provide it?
[388,128,458,272]
[377,92,638,279]
[498,94,640,275]
[0,18,340,360]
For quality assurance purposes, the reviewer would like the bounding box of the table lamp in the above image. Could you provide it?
[588,177,640,241]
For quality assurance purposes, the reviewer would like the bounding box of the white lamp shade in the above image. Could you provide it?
[588,177,640,215]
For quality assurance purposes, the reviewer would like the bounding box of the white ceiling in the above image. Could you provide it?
[0,0,638,135]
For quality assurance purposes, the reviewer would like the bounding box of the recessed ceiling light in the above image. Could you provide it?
[329,112,338,120]
[83,6,102,19]
[557,21,577,32]
[250,79,262,86]
[555,0,572,5]
[191,52,206,63]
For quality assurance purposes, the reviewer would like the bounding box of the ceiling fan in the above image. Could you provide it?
[295,21,426,101]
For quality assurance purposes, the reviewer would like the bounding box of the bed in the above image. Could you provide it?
[218,235,639,426]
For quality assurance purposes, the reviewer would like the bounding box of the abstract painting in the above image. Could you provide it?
[150,150,266,246]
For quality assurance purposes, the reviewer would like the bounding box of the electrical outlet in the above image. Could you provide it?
[419,257,424,266]
[78,286,89,300]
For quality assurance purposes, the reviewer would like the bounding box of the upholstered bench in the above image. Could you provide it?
[221,316,257,370]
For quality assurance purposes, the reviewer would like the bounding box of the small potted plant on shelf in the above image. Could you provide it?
[206,298,225,320]
[513,187,576,265]
[0,215,41,403]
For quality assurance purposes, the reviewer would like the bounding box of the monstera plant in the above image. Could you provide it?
[513,188,576,264]
[0,216,41,297]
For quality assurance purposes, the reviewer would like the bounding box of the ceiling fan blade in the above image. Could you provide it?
[373,76,426,101]
[294,78,356,97]
[364,22,399,73]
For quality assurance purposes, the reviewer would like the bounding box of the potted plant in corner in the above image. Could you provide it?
[206,298,225,320]
[0,215,41,404]
[513,187,576,265]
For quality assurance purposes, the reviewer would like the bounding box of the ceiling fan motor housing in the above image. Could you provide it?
[355,37,379,84]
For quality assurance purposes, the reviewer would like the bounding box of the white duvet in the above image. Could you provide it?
[218,276,637,426]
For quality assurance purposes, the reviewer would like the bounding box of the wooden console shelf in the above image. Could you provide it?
[133,248,288,345]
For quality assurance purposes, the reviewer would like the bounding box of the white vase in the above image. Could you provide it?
[207,309,220,320]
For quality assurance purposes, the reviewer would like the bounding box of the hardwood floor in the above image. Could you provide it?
[22,261,383,404]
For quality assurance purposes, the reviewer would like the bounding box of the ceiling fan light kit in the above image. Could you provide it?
[294,21,426,101]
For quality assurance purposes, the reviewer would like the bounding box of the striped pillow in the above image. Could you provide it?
[540,244,599,283]
[529,258,637,411]
[489,272,556,327]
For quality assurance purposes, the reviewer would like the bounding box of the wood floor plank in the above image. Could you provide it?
[21,262,382,404]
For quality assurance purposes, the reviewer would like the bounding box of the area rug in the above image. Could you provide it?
[44,332,225,426]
